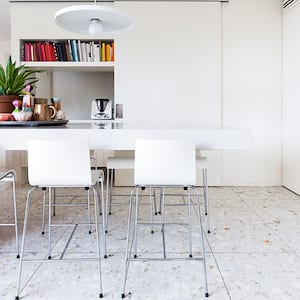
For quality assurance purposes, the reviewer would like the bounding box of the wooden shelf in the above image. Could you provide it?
[21,61,114,72]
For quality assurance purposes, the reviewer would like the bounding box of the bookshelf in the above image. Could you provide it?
[20,39,114,72]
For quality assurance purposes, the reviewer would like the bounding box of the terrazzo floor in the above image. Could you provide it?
[1,183,300,300]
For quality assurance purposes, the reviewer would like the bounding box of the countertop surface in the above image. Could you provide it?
[0,120,252,150]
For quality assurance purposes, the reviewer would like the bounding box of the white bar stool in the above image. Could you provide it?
[0,169,19,258]
[121,139,209,298]
[15,140,105,300]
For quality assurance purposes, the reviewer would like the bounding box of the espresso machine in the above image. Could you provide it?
[91,98,113,120]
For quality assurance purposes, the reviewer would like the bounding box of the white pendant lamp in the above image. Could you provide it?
[55,1,132,36]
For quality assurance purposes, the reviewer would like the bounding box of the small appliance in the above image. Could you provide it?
[91,98,113,120]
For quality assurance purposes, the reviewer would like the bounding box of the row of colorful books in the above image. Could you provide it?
[22,40,114,62]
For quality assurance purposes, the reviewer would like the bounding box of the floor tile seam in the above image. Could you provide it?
[48,205,94,253]
[7,250,296,255]
[19,262,43,296]
[207,251,297,255]
[20,198,89,259]
[282,186,300,199]
[203,231,232,300]
[222,187,272,222]
[247,211,297,252]
[294,252,300,260]
[236,194,297,251]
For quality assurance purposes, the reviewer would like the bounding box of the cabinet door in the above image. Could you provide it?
[114,2,222,185]
[282,5,300,194]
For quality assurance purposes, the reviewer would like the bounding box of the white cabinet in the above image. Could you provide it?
[10,2,115,120]
[114,1,222,186]
[8,2,116,183]
[282,4,300,194]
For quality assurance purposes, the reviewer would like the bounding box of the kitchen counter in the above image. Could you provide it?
[0,120,252,150]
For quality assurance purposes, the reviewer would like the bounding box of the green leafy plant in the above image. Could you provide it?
[0,56,42,95]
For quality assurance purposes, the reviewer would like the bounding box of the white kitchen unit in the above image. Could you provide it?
[6,0,282,187]
[0,121,251,185]
[114,1,222,185]
[10,2,115,170]
[282,1,300,194]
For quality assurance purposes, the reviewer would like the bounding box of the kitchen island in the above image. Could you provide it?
[0,121,252,184]
[0,120,251,150]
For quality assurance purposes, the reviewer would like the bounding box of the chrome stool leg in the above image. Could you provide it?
[149,187,154,234]
[86,187,92,234]
[188,187,193,258]
[202,168,210,233]
[41,187,46,235]
[48,187,52,260]
[133,187,140,259]
[11,172,19,258]
[15,187,36,300]
[121,187,136,298]
[109,168,114,215]
[196,191,209,297]
[92,185,104,298]
[160,187,166,258]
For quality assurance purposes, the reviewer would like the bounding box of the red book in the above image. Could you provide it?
[36,42,42,61]
[33,43,37,61]
[41,43,46,61]
[44,42,51,61]
[24,43,29,61]
[50,42,58,61]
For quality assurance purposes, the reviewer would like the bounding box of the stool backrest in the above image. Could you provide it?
[134,139,196,186]
[27,139,92,187]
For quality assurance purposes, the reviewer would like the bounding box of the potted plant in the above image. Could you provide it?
[0,55,41,113]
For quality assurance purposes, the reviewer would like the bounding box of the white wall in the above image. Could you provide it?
[115,0,282,186]
[282,2,300,194]
[115,1,223,185]
[221,0,282,185]
[0,41,10,167]
[51,71,114,120]
[0,40,10,66]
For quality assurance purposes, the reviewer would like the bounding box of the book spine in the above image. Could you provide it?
[70,40,78,62]
[77,40,82,62]
[92,42,100,62]
[111,42,115,61]
[101,42,105,62]
[81,42,87,62]
[41,43,46,61]
[105,43,111,61]
[67,40,73,61]
[86,42,93,62]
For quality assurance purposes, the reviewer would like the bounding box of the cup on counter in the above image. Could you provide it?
[51,97,61,111]
[34,98,48,105]
[33,104,56,121]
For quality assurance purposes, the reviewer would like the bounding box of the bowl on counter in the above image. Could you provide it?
[12,111,32,121]
[0,113,14,121]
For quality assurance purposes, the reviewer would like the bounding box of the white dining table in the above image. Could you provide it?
[0,120,252,184]
[0,120,252,150]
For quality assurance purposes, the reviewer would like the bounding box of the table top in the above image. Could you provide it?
[0,120,252,150]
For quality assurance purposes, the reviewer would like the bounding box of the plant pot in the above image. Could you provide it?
[0,95,21,113]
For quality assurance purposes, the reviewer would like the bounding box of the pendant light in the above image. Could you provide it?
[54,1,132,36]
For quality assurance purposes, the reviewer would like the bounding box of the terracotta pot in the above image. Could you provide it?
[0,95,21,113]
